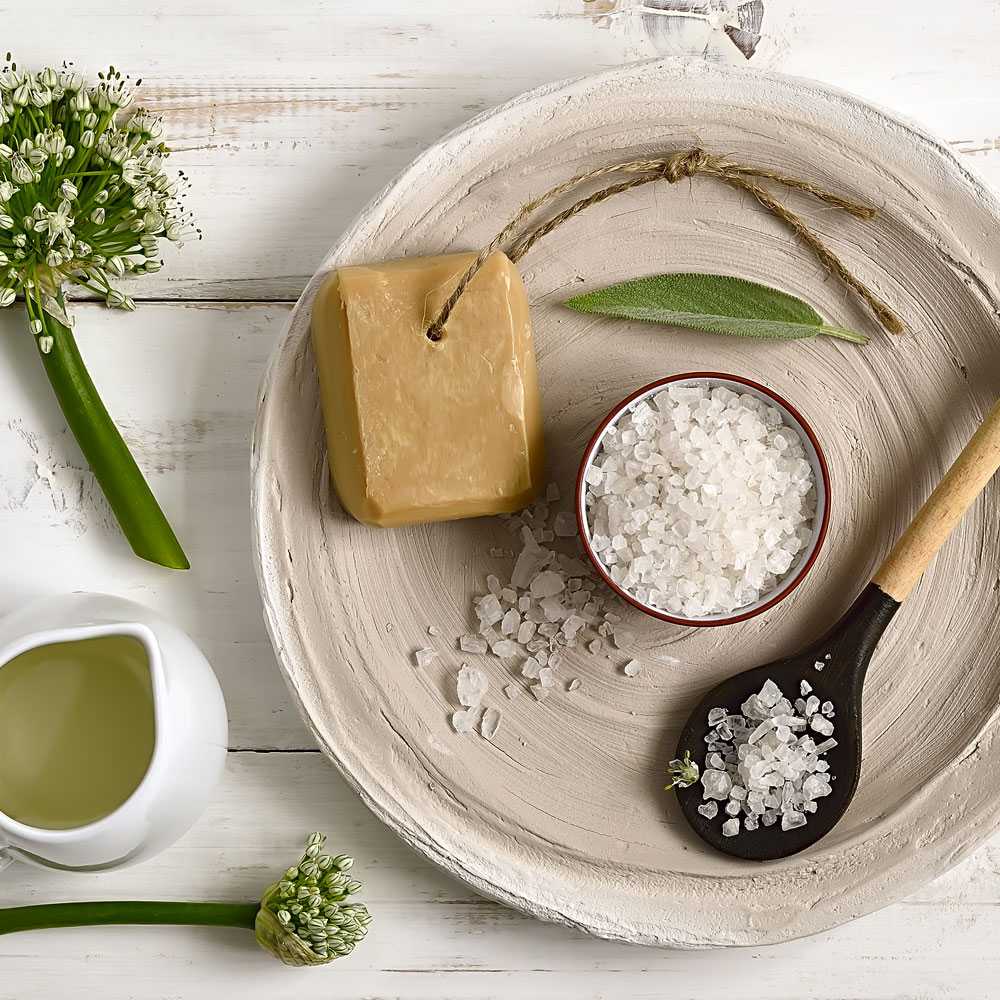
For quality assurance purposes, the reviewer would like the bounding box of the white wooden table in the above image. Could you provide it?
[2,3,1000,996]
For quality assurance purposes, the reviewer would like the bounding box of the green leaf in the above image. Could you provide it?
[564,273,867,345]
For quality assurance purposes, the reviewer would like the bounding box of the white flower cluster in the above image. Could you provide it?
[0,57,197,349]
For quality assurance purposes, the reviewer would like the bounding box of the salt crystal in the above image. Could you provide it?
[500,609,520,636]
[457,665,488,707]
[427,625,441,637]
[781,810,807,831]
[821,700,835,717]
[480,707,502,739]
[725,800,741,816]
[517,621,537,644]
[459,635,488,655]
[757,679,782,708]
[451,708,480,734]
[814,660,825,671]
[701,769,732,800]
[518,595,531,612]
[800,680,812,696]
[521,656,542,679]
[500,588,517,605]
[486,575,501,596]
[504,684,521,701]
[708,707,728,726]
[588,638,604,655]
[538,667,556,688]
[567,678,581,692]
[722,818,740,837]
[490,639,519,658]
[810,715,834,737]
[548,651,564,669]
[475,594,504,627]
[531,571,566,602]
[531,684,549,701]
[622,659,641,677]
[698,802,719,819]
[413,647,437,668]
[554,511,577,537]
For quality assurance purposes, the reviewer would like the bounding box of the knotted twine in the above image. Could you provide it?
[425,147,903,341]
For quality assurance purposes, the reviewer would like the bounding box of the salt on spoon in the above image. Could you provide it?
[670,397,1000,861]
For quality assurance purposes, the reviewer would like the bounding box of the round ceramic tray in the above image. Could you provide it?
[252,60,1000,947]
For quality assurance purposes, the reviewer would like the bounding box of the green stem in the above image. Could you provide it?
[818,324,869,345]
[0,901,259,935]
[30,293,190,570]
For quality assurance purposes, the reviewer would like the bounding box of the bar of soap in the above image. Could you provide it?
[311,251,544,527]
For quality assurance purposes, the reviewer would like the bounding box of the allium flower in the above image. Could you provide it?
[0,833,372,968]
[0,56,200,568]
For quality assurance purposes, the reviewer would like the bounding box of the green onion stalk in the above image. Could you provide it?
[0,834,372,968]
[0,57,199,568]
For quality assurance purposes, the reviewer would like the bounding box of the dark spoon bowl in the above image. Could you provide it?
[675,583,900,861]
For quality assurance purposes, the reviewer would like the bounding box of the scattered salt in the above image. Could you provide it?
[504,684,521,701]
[567,678,581,692]
[427,625,441,637]
[457,665,488,708]
[459,635,488,655]
[451,708,481,734]
[480,707,502,739]
[531,684,549,701]
[553,511,577,537]
[413,647,437,669]
[623,658,641,677]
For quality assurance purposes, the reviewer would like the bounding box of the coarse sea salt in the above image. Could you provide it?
[696,677,836,836]
[583,382,817,618]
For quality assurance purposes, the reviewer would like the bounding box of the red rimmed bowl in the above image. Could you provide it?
[575,372,831,628]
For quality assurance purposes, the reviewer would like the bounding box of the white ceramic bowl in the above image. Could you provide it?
[576,372,831,627]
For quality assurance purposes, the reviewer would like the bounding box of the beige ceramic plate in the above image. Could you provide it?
[252,60,1000,947]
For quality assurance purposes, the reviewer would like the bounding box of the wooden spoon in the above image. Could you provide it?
[673,399,1000,861]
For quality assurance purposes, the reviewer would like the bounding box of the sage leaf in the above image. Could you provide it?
[564,273,867,345]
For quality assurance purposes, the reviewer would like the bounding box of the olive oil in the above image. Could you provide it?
[0,634,155,830]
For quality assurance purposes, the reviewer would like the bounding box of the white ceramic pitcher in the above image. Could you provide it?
[0,592,228,872]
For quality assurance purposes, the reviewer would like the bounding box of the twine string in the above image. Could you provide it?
[424,148,903,341]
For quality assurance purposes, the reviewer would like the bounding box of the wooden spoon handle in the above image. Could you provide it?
[874,399,1000,602]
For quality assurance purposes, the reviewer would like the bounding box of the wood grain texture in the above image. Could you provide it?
[3,0,1000,994]
[5,1,1000,301]
[253,60,1000,947]
[4,753,1000,1000]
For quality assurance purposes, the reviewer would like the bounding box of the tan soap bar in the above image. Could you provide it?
[311,251,544,527]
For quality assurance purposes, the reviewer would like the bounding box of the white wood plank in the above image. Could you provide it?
[2,751,1000,1000]
[0,301,312,749]
[5,1,1000,300]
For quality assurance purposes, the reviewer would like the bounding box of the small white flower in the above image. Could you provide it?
[10,155,33,184]
[0,214,12,229]
[12,82,32,106]
[0,288,15,307]
[29,318,42,334]
[80,129,95,148]
[60,180,78,201]
[90,207,106,225]
[38,335,54,354]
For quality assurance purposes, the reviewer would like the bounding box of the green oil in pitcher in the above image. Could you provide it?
[0,634,156,830]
